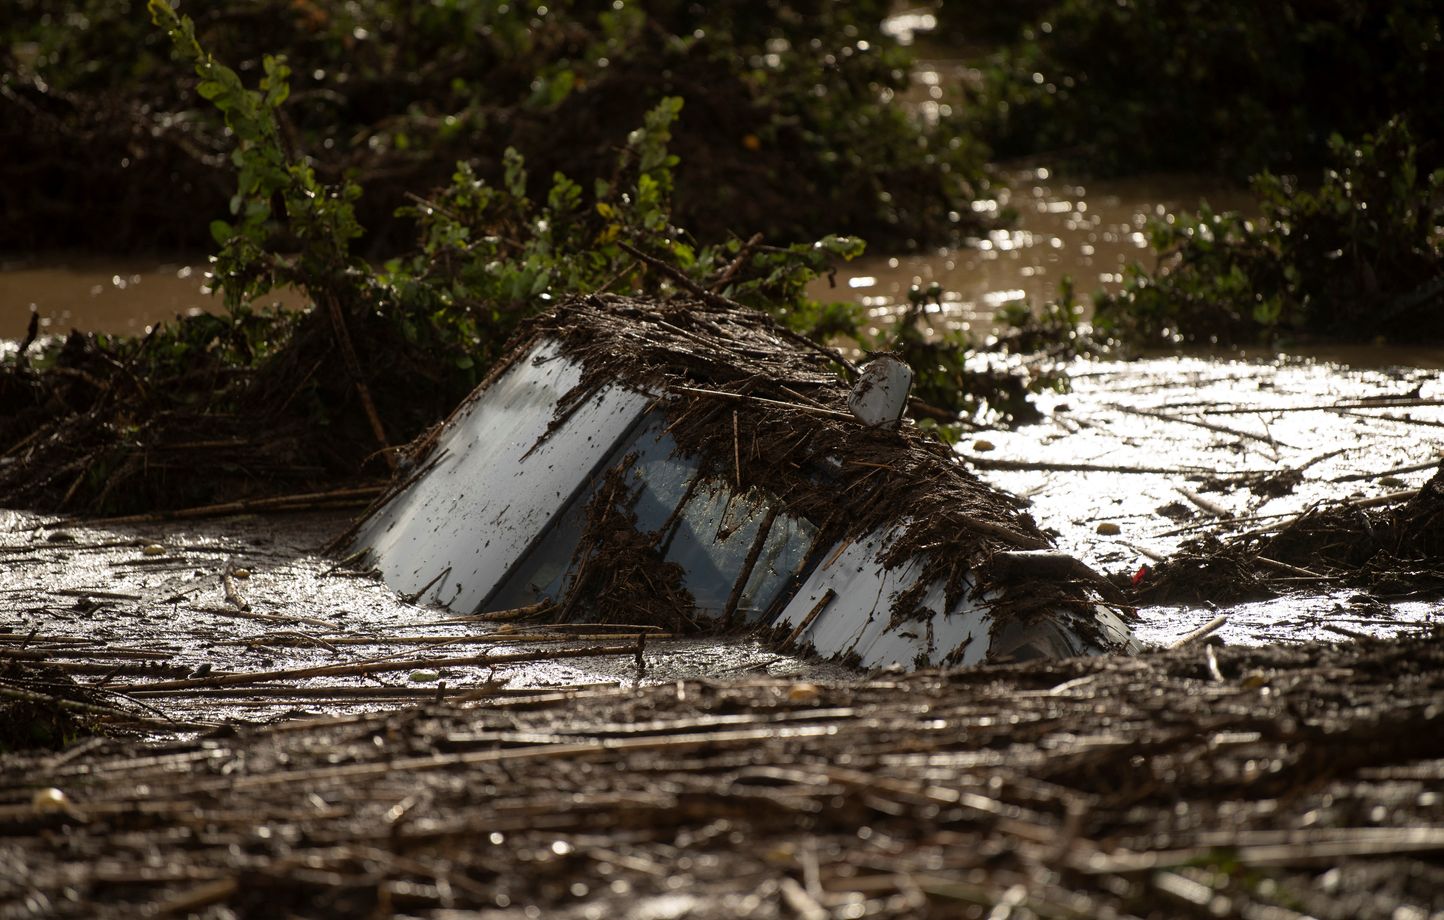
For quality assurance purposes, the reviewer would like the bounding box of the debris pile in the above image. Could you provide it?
[3,630,1442,918]
[355,294,1130,661]
[554,459,699,631]
[1135,464,1444,604]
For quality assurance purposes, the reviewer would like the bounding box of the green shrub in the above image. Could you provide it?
[960,0,1443,178]
[1,0,990,252]
[1093,118,1444,346]
[0,4,877,512]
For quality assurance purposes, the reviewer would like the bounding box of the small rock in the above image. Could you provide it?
[231,568,251,580]
[45,531,76,543]
[972,439,995,452]
[31,788,72,815]
[1095,522,1121,535]
[141,543,165,556]
[787,683,821,704]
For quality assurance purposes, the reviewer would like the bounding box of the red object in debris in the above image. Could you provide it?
[1131,564,1149,587]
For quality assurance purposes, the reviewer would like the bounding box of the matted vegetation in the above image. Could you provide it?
[4,631,1443,917]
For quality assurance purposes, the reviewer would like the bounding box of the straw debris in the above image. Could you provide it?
[4,630,1442,918]
[1136,463,1444,604]
[425,294,1119,640]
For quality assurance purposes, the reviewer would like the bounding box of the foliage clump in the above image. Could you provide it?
[0,0,991,254]
[1093,119,1444,346]
[955,0,1444,179]
[881,281,1091,433]
[0,3,880,514]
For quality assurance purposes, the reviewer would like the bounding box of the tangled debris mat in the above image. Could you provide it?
[366,294,1115,640]
[4,632,1443,919]
[1134,464,1444,606]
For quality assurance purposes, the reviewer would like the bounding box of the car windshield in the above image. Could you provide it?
[486,416,818,623]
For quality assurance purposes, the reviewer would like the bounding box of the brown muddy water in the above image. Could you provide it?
[5,197,1442,729]
[0,256,305,339]
[811,168,1255,345]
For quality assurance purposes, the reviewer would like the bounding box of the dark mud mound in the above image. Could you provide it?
[1135,464,1444,604]
[4,630,1442,918]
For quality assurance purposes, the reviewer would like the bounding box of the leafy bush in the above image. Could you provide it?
[0,3,876,513]
[0,0,991,253]
[1093,118,1444,346]
[959,0,1444,178]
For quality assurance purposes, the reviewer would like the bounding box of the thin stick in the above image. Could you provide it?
[1122,542,1167,563]
[199,723,842,794]
[710,232,765,291]
[673,385,853,421]
[151,877,238,916]
[322,290,396,472]
[1204,644,1224,682]
[191,604,334,629]
[1321,622,1373,642]
[1176,487,1230,518]
[99,485,385,525]
[1169,614,1227,649]
[434,601,552,625]
[965,456,1222,476]
[111,642,640,692]
[785,589,836,648]
[1254,556,1323,578]
[733,410,743,485]
[779,877,828,920]
[1204,397,1444,415]
[722,505,778,626]
[1332,458,1441,483]
[1111,404,1283,452]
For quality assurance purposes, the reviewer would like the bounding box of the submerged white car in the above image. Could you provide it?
[349,295,1137,670]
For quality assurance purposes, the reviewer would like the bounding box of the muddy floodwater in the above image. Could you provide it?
[3,56,1442,721]
[5,169,1443,722]
[3,340,1440,725]
[0,256,305,338]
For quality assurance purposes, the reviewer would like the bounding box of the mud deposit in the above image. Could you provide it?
[964,354,1444,647]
